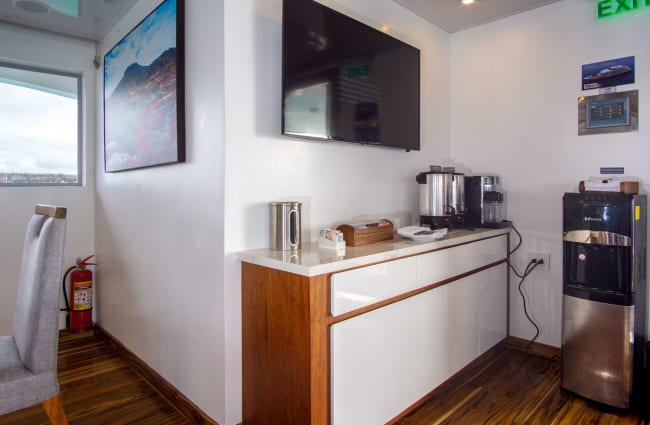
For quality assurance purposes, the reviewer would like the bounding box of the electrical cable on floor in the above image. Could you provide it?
[508,224,561,374]
[516,259,560,374]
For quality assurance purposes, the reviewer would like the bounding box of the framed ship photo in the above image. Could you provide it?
[581,56,634,90]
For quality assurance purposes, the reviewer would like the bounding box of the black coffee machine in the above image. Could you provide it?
[464,176,510,228]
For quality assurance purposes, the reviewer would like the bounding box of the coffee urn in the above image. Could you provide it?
[416,168,465,229]
[464,176,509,228]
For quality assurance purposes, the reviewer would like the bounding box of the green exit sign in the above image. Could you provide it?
[597,0,650,20]
[347,65,369,79]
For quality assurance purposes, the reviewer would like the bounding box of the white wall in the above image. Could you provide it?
[15,0,640,422]
[94,0,226,422]
[450,0,650,347]
[93,1,449,422]
[222,0,450,423]
[0,24,96,334]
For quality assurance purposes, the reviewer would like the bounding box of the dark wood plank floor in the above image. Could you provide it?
[0,330,190,425]
[2,331,648,424]
[396,341,650,425]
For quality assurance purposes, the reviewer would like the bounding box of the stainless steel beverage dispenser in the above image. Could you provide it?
[270,202,302,251]
[416,168,465,229]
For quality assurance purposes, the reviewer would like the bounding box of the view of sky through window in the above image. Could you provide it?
[0,65,79,185]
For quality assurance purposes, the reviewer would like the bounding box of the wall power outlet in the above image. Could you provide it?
[526,252,550,272]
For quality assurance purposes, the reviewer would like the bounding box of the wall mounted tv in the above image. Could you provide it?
[282,0,421,151]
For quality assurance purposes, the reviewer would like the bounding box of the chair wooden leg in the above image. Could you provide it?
[42,394,69,425]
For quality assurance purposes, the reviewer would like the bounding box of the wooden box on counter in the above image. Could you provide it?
[337,219,394,247]
[578,179,639,195]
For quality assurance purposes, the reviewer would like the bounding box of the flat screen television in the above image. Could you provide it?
[282,0,420,151]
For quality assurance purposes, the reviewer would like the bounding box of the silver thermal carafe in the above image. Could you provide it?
[464,175,509,228]
[269,202,302,250]
[416,168,465,229]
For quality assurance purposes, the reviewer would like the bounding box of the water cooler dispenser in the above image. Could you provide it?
[561,192,647,408]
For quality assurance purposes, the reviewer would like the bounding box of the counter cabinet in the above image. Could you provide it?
[241,231,509,425]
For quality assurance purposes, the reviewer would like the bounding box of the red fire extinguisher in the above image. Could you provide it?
[62,255,96,331]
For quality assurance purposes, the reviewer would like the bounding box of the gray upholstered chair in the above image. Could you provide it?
[0,204,68,424]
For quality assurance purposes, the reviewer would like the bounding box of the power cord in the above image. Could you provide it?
[508,224,525,279]
[509,223,523,255]
[508,224,559,373]
[507,222,542,345]
[518,259,541,352]
[508,223,527,278]
[509,262,526,279]
[515,258,560,374]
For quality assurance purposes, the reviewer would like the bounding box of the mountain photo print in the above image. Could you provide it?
[103,0,185,172]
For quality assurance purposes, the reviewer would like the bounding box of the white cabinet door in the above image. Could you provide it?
[331,286,448,425]
[446,272,480,375]
[447,264,508,374]
[416,235,507,287]
[331,256,417,316]
[330,256,508,424]
[478,262,508,354]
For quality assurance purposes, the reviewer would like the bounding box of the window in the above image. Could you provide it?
[0,62,81,185]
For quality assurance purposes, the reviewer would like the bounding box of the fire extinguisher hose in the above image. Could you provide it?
[60,265,76,312]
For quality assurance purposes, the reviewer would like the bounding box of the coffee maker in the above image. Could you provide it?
[464,176,509,228]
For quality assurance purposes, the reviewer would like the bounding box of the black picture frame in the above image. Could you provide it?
[103,0,185,172]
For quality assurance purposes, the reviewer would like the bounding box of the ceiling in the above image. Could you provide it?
[0,0,137,41]
[392,0,563,33]
[0,0,563,41]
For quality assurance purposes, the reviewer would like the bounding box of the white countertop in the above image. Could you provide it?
[239,227,510,277]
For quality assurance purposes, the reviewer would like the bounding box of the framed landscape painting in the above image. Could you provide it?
[103,0,185,172]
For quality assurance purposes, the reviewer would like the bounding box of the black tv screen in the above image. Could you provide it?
[282,0,420,151]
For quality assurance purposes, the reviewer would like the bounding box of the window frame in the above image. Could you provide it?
[0,60,83,187]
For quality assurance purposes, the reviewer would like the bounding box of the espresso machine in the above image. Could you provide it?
[464,175,509,228]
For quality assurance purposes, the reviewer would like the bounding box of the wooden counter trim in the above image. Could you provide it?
[506,235,511,337]
[329,257,509,325]
[242,263,330,425]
